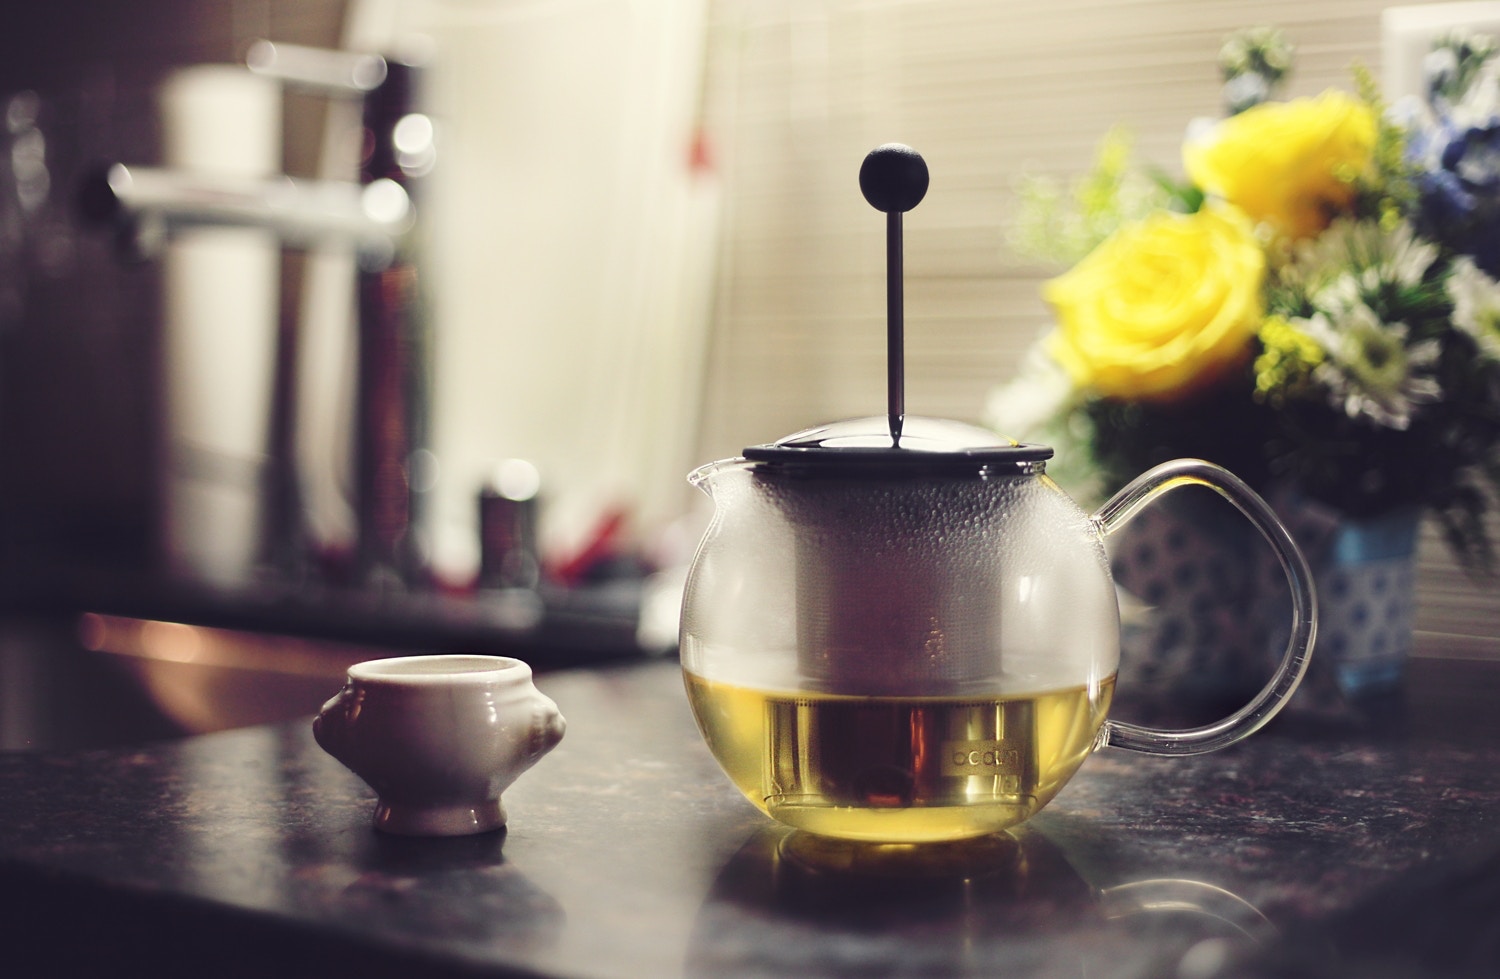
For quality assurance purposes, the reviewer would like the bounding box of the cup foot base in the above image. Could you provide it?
[373,799,507,836]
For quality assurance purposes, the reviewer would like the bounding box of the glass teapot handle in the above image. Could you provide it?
[1091,459,1317,755]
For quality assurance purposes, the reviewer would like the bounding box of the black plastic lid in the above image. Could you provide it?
[743,416,1052,475]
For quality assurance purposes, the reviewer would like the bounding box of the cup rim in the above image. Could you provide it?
[347,654,529,684]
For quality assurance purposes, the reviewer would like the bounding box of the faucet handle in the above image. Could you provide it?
[246,40,388,97]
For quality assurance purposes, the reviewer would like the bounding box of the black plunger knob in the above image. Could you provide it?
[859,143,929,214]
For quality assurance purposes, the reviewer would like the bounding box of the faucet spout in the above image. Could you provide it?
[79,163,412,268]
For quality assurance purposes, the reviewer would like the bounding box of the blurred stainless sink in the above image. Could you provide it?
[1,574,659,751]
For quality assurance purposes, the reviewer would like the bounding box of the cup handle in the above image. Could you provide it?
[1091,459,1317,755]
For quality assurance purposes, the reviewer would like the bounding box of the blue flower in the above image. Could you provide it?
[1413,119,1500,275]
[1441,122,1500,190]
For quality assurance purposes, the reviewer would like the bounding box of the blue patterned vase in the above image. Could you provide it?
[1110,488,1421,714]
[1109,487,1267,705]
[1259,500,1421,710]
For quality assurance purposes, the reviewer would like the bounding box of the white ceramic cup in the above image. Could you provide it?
[314,654,565,836]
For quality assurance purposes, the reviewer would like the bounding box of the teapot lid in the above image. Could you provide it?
[742,146,1053,476]
[744,415,1052,475]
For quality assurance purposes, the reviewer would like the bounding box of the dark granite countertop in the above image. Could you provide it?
[4,654,1500,978]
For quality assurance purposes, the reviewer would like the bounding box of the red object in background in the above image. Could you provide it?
[548,507,634,588]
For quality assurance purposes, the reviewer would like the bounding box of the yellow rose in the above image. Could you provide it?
[1043,204,1265,401]
[1183,90,1376,239]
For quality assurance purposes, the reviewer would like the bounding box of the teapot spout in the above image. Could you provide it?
[687,457,752,497]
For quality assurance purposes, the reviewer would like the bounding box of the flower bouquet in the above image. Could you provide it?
[989,28,1500,702]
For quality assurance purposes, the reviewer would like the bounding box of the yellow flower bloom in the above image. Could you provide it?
[1183,90,1376,239]
[1254,314,1325,401]
[1043,204,1265,401]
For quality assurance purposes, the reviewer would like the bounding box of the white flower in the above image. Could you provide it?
[1387,93,1437,137]
[1449,57,1500,129]
[1300,302,1442,430]
[1425,45,1463,97]
[1304,218,1439,292]
[1223,73,1271,114]
[983,339,1080,441]
[984,339,1104,501]
[1447,255,1500,360]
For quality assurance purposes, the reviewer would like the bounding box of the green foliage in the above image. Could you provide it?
[1009,128,1171,267]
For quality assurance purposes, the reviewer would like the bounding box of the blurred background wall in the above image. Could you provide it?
[0,0,1494,651]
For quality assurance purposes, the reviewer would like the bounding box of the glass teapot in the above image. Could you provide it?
[677,146,1317,844]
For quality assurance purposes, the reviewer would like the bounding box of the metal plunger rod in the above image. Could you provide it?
[886,210,905,442]
[858,143,929,447]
